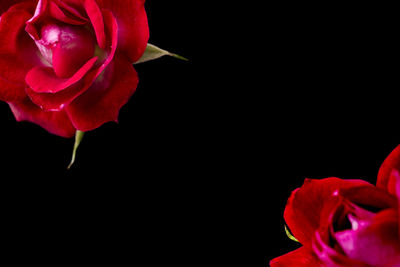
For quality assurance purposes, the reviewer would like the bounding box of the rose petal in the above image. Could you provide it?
[0,7,39,102]
[377,145,400,195]
[270,247,320,267]
[9,97,76,138]
[338,185,398,210]
[26,81,85,111]
[84,0,106,49]
[393,170,400,242]
[52,0,87,20]
[0,7,32,54]
[66,53,138,131]
[25,0,87,40]
[334,209,400,267]
[25,8,118,112]
[48,1,87,26]
[312,230,371,267]
[26,57,98,94]
[95,0,149,62]
[0,0,34,14]
[0,55,31,102]
[284,178,371,246]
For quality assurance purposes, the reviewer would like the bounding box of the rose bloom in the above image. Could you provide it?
[0,0,149,137]
[270,145,400,267]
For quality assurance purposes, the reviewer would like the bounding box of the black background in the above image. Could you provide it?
[0,1,399,266]
[256,2,400,266]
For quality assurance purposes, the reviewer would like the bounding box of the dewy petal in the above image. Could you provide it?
[66,53,138,131]
[9,97,76,138]
[284,178,371,246]
[377,145,400,195]
[95,0,149,62]
[270,247,320,267]
[26,57,98,93]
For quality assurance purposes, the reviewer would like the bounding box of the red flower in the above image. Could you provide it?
[270,145,400,267]
[0,0,149,137]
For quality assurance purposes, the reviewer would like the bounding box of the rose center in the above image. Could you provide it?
[38,24,95,78]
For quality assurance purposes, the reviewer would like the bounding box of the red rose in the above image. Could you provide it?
[0,0,149,137]
[270,145,400,267]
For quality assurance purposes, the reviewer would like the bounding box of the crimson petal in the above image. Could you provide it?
[270,247,320,267]
[0,55,31,102]
[26,57,98,94]
[0,7,32,54]
[9,97,76,138]
[26,0,87,40]
[95,0,149,62]
[334,209,400,266]
[0,7,38,102]
[84,0,106,49]
[377,145,400,195]
[25,8,118,111]
[67,53,138,131]
[312,230,371,267]
[0,0,34,14]
[284,178,371,246]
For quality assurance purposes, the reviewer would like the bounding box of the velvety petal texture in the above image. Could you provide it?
[0,0,33,14]
[0,0,149,137]
[284,178,370,246]
[270,247,320,267]
[94,0,149,62]
[0,3,38,102]
[377,145,400,195]
[66,53,138,131]
[9,97,76,137]
[271,145,400,267]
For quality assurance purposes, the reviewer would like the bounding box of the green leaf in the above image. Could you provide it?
[284,225,299,242]
[134,43,188,64]
[67,130,85,170]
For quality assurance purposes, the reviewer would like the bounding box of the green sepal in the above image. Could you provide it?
[284,225,299,242]
[67,130,85,170]
[134,43,188,64]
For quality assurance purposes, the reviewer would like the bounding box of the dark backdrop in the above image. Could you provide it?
[255,2,400,266]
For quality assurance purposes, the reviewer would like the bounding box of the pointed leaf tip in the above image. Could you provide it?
[284,225,299,242]
[67,130,85,170]
[171,53,189,61]
[134,43,188,64]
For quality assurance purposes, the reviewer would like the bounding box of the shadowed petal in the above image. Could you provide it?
[95,0,149,62]
[377,145,400,195]
[270,247,320,267]
[284,178,370,246]
[9,97,76,137]
[67,53,138,131]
